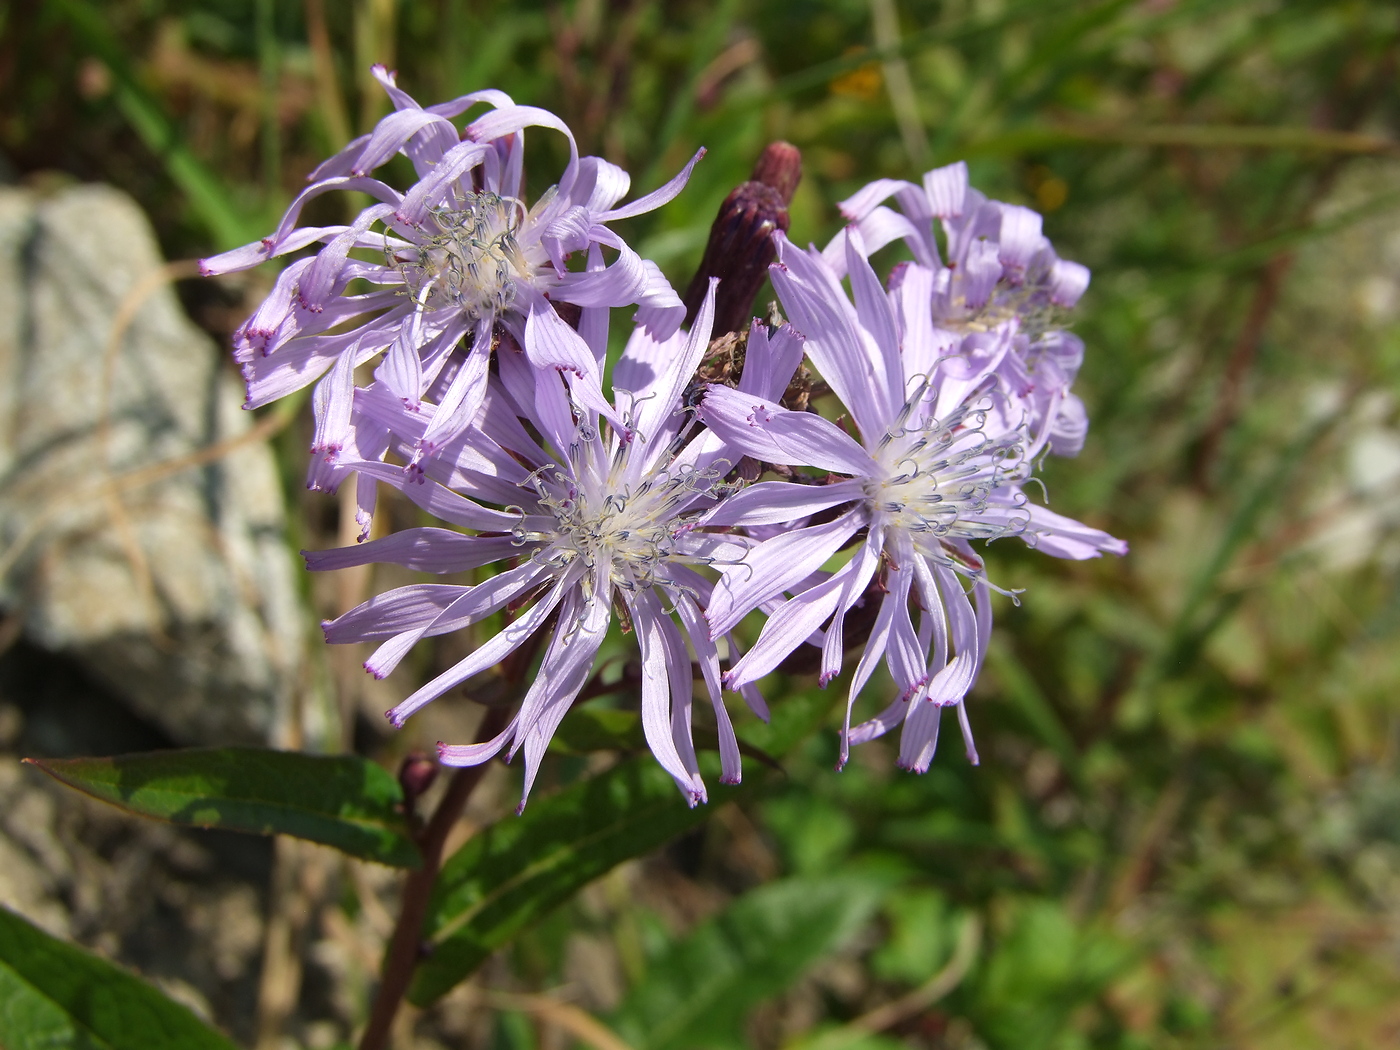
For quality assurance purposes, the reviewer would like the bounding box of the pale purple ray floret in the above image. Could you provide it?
[833,160,1093,456]
[304,284,804,809]
[202,65,701,489]
[697,219,1126,774]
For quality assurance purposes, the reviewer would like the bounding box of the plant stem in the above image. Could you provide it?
[358,705,510,1050]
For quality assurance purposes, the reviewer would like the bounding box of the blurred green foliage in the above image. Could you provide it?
[5,0,1400,1047]
[0,905,240,1050]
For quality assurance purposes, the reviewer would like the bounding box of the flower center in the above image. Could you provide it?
[938,260,1065,339]
[518,458,723,589]
[868,396,1026,541]
[397,192,528,319]
[944,284,1059,337]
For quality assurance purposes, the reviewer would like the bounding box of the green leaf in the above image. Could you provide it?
[410,754,734,1005]
[1150,409,1338,686]
[410,683,839,1004]
[734,684,836,758]
[551,704,788,771]
[26,748,420,868]
[0,905,238,1050]
[985,641,1082,784]
[964,900,1132,1050]
[548,706,646,754]
[609,875,889,1050]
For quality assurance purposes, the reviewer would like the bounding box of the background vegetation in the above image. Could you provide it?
[4,0,1400,1047]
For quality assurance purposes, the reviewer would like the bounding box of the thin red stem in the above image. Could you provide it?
[357,705,509,1050]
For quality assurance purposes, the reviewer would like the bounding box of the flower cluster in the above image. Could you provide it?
[698,165,1126,772]
[210,75,1124,809]
[202,66,700,534]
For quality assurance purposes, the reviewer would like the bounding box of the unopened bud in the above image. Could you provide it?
[750,141,802,205]
[398,751,439,808]
[683,142,803,336]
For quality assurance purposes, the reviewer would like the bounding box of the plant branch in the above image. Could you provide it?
[357,704,510,1050]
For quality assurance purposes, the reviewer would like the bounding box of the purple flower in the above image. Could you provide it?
[304,286,803,808]
[834,161,1093,456]
[203,65,701,482]
[697,227,1126,773]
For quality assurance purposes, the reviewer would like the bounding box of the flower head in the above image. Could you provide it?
[203,66,702,487]
[698,216,1125,772]
[833,161,1093,456]
[306,284,794,808]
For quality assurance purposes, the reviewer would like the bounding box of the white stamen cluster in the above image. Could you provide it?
[941,276,1062,339]
[870,389,1028,545]
[396,192,531,318]
[512,451,725,591]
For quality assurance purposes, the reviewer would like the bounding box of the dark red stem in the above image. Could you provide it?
[357,705,510,1050]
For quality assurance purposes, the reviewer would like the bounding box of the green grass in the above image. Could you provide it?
[6,0,1400,1045]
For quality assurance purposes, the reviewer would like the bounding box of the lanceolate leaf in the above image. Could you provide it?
[0,905,239,1050]
[26,748,420,868]
[410,686,837,1005]
[410,754,737,1005]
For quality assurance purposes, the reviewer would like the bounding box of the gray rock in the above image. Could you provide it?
[0,755,269,1041]
[0,183,308,745]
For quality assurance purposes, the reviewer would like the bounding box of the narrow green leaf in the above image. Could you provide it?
[0,905,238,1050]
[50,0,265,250]
[410,755,737,1005]
[610,875,889,1050]
[1152,409,1338,683]
[734,684,836,758]
[26,748,420,868]
[550,705,787,771]
[410,683,838,1004]
[731,0,1081,108]
[962,121,1400,159]
[639,0,740,188]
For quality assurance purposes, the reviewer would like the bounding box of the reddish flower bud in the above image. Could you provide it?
[683,142,803,336]
[398,751,439,809]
